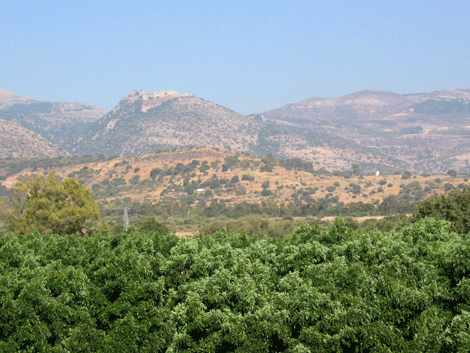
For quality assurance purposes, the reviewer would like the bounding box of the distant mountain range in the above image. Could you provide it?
[1,87,469,173]
[256,89,470,172]
[0,89,105,146]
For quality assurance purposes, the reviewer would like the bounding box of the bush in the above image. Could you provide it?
[261,189,273,196]
[447,169,457,177]
[444,183,454,191]
[241,174,255,181]
[129,175,140,185]
[402,171,412,179]
[150,168,162,180]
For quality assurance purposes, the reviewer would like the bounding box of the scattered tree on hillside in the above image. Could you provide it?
[260,153,277,172]
[447,169,457,177]
[352,163,361,176]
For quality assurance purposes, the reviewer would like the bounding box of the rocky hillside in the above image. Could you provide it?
[0,89,106,146]
[0,118,68,159]
[3,87,470,173]
[71,90,410,173]
[257,89,470,172]
[71,90,262,156]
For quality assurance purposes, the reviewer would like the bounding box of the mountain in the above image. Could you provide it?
[0,118,68,159]
[71,90,407,172]
[257,89,470,172]
[71,90,262,156]
[259,89,470,122]
[0,89,106,146]
[3,87,470,173]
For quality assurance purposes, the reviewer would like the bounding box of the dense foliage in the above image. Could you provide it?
[413,187,470,234]
[1,218,469,352]
[0,173,104,236]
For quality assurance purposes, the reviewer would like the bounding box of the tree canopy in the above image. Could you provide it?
[1,218,470,351]
[0,172,104,236]
[413,187,470,234]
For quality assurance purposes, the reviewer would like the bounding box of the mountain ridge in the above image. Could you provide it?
[256,88,470,172]
[70,89,404,173]
[2,87,470,173]
[0,89,106,145]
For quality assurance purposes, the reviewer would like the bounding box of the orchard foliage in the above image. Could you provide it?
[0,172,104,236]
[1,218,470,351]
[413,187,470,234]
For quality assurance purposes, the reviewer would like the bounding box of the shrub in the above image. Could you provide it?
[444,183,454,191]
[261,189,273,196]
[150,168,162,180]
[241,174,255,181]
[402,171,412,179]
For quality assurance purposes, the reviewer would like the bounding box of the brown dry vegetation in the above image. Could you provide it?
[2,148,467,208]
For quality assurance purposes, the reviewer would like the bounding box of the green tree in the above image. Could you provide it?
[447,169,457,177]
[413,187,470,233]
[352,163,361,176]
[150,168,162,180]
[138,216,169,234]
[0,172,104,235]
[260,153,277,172]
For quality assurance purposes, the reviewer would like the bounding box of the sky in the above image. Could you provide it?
[1,1,469,114]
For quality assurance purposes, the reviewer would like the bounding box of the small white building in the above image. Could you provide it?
[376,171,380,176]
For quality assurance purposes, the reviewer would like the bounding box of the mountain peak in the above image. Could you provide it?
[122,89,191,100]
[119,90,193,112]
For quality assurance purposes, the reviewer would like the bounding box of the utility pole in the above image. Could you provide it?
[124,207,129,231]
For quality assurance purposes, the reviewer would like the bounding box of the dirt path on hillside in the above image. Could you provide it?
[320,216,386,222]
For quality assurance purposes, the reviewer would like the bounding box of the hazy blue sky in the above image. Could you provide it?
[1,1,469,114]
